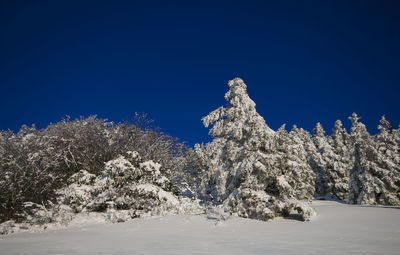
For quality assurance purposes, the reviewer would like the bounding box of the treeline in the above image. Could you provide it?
[311,114,400,205]
[183,78,400,221]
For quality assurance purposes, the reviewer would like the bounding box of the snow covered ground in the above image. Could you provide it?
[1,200,400,255]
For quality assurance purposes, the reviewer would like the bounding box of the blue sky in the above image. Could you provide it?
[1,1,399,145]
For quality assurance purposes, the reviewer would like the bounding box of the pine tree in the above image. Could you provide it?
[348,113,400,205]
[201,78,315,221]
[372,116,400,205]
[201,78,275,202]
[327,120,351,200]
[310,122,331,198]
[394,123,400,149]
[277,125,316,201]
[348,113,372,204]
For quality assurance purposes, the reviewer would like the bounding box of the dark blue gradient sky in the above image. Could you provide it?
[1,1,399,145]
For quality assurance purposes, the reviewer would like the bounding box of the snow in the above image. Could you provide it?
[139,161,162,175]
[2,201,400,255]
[134,184,180,206]
[277,175,292,190]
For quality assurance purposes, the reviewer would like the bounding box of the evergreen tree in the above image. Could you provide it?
[394,123,400,149]
[201,78,275,202]
[201,78,315,221]
[310,122,331,198]
[348,113,399,205]
[373,116,400,205]
[348,113,372,204]
[327,120,351,200]
[278,125,316,201]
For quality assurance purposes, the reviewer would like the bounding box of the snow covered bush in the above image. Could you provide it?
[222,187,315,221]
[0,202,75,235]
[57,151,195,220]
[0,114,188,224]
[0,149,201,235]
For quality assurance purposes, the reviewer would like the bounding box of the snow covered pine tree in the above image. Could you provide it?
[278,125,316,201]
[311,121,352,201]
[200,78,315,221]
[310,122,331,198]
[327,120,352,201]
[348,113,400,205]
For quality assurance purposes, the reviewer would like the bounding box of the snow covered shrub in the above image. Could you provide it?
[0,114,188,224]
[224,188,278,221]
[56,170,96,213]
[199,78,316,221]
[0,202,75,235]
[57,151,189,220]
[221,187,315,221]
[0,220,16,235]
[0,125,60,224]
[0,149,195,234]
[19,202,53,226]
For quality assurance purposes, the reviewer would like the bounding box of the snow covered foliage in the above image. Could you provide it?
[57,152,185,217]
[0,152,201,235]
[1,77,400,233]
[199,78,315,221]
[181,143,209,199]
[348,114,400,205]
[0,114,188,224]
[0,202,74,235]
[326,120,352,200]
[310,123,332,197]
[200,78,274,202]
[311,121,352,200]
[276,125,316,201]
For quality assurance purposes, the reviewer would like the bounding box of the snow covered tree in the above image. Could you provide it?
[394,123,400,149]
[348,113,399,205]
[276,125,316,201]
[348,113,372,204]
[311,120,352,201]
[372,116,400,205]
[177,144,209,199]
[327,120,352,200]
[201,78,275,202]
[310,122,331,198]
[201,78,315,221]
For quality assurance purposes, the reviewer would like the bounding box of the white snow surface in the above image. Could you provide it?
[1,201,400,255]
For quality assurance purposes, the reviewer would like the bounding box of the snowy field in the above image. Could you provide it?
[1,200,400,255]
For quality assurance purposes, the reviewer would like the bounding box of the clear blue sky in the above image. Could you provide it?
[1,0,399,145]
